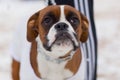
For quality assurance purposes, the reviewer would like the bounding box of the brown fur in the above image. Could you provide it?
[80,13,89,42]
[64,5,89,42]
[27,5,60,44]
[30,40,41,78]
[12,59,20,80]
[65,48,81,74]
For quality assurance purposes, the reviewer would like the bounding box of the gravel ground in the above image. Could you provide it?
[0,0,120,80]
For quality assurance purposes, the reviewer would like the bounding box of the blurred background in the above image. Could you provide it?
[0,0,120,80]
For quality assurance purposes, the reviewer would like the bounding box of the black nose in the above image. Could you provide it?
[55,23,68,31]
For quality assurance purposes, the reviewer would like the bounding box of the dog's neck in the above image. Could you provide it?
[37,51,73,80]
[36,37,74,80]
[38,48,75,64]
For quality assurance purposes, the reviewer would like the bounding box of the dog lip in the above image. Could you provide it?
[55,31,72,40]
[54,31,79,51]
[43,32,79,51]
[53,32,78,48]
[43,44,51,51]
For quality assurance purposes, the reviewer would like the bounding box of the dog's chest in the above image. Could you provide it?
[37,52,73,80]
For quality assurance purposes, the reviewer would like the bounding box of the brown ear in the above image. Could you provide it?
[27,11,40,42]
[80,13,89,42]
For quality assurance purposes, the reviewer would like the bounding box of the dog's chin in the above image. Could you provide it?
[49,38,74,58]
[52,38,73,50]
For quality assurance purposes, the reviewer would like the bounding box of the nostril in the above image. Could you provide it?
[57,25,61,29]
[63,24,68,29]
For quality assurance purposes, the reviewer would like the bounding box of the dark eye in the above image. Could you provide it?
[43,16,52,25]
[70,17,79,24]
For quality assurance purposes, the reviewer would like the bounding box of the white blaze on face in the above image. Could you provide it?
[59,5,66,21]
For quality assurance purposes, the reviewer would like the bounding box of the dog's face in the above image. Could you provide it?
[27,5,88,58]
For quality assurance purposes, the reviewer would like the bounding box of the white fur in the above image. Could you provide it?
[36,37,73,80]
[47,26,56,47]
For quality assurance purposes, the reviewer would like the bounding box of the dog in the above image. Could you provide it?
[12,5,89,80]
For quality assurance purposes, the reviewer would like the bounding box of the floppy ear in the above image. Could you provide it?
[80,13,89,42]
[27,11,40,42]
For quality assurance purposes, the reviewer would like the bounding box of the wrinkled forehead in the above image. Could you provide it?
[39,5,80,19]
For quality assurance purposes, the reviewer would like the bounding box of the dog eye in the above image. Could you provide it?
[70,17,79,24]
[43,16,52,25]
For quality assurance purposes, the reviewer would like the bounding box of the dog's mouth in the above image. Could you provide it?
[54,32,73,46]
[44,32,79,51]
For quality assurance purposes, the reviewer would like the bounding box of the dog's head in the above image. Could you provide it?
[27,5,89,58]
